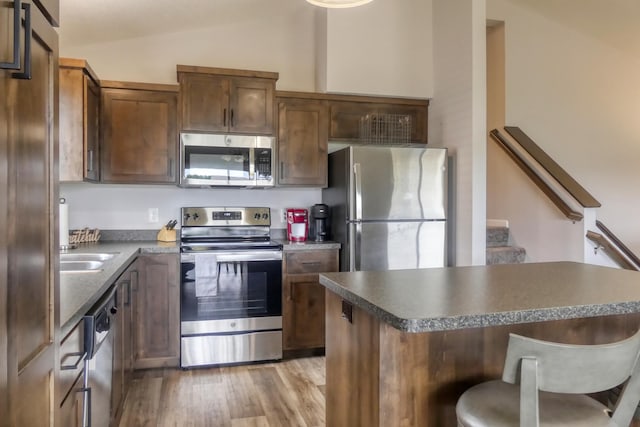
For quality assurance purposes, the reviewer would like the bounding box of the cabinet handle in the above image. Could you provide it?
[61,351,86,370]
[167,158,173,176]
[11,2,31,80]
[301,261,322,266]
[121,280,131,306]
[223,108,227,127]
[0,0,21,70]
[341,300,353,324]
[131,270,138,293]
[230,109,234,127]
[280,162,285,179]
[87,149,94,173]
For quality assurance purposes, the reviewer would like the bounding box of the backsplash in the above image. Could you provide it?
[61,183,321,230]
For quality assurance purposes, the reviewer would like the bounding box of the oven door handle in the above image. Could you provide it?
[181,251,282,263]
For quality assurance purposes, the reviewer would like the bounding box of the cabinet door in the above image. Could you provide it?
[101,88,178,183]
[283,250,338,351]
[59,63,100,182]
[1,3,58,426]
[229,77,274,134]
[59,374,84,427]
[329,100,428,144]
[84,75,100,181]
[283,274,326,350]
[179,73,229,132]
[133,254,180,369]
[277,98,328,186]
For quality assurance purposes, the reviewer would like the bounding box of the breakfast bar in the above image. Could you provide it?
[319,262,640,426]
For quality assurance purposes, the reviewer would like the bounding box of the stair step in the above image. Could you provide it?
[486,246,526,265]
[487,226,509,247]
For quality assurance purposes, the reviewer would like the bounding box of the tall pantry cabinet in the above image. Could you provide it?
[1,1,59,426]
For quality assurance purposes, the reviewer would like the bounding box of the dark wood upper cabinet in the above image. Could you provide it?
[178,65,278,135]
[59,58,100,182]
[277,97,328,187]
[329,98,429,144]
[100,81,178,184]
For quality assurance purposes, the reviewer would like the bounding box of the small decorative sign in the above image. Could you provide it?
[69,228,101,244]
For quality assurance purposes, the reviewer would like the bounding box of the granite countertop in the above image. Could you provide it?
[319,261,640,333]
[59,241,179,336]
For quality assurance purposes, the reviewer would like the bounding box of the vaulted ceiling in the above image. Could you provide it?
[59,0,640,61]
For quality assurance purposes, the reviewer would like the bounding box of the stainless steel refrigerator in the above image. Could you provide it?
[322,146,447,272]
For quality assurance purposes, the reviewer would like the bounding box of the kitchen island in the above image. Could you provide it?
[319,262,640,427]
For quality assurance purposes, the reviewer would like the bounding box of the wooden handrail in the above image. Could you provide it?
[595,221,640,270]
[586,230,639,271]
[503,126,601,208]
[490,129,583,222]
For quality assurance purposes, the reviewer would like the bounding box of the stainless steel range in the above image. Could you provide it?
[180,206,283,368]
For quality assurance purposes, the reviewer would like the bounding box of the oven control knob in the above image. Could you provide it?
[254,213,260,220]
[193,212,199,220]
[183,213,191,222]
[262,213,269,220]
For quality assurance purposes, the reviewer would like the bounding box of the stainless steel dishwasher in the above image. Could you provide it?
[82,285,117,427]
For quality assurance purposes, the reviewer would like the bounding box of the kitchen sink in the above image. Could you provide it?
[60,252,116,262]
[60,260,104,273]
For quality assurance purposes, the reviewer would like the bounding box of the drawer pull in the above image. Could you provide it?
[61,351,86,371]
[301,261,322,266]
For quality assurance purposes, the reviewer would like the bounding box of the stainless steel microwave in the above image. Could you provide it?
[180,133,275,187]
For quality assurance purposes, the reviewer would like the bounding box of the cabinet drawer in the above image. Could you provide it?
[59,320,85,403]
[285,250,338,274]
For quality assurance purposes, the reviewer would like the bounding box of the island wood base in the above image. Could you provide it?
[325,290,640,427]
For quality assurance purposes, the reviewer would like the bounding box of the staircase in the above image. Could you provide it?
[486,225,526,264]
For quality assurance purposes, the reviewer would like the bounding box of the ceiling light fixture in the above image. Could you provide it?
[306,0,374,8]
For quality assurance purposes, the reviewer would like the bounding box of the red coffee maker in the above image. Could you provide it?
[286,208,308,242]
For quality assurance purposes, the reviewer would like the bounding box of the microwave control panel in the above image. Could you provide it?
[255,148,272,179]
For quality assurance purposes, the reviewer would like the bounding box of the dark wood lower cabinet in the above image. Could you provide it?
[111,261,137,426]
[133,254,180,369]
[283,249,338,352]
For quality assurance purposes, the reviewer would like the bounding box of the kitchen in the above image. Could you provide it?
[4,0,640,426]
[54,1,442,426]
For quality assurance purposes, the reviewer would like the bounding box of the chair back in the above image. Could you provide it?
[502,330,640,425]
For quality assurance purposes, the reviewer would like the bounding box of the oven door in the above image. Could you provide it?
[180,250,282,327]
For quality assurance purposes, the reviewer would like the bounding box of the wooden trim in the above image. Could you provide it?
[176,64,279,80]
[586,231,639,271]
[595,221,640,270]
[504,126,601,208]
[490,129,583,222]
[59,57,100,84]
[276,90,430,106]
[100,80,179,92]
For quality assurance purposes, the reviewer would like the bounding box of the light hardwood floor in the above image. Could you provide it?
[119,357,326,427]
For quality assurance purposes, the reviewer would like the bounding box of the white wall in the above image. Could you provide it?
[487,0,640,258]
[430,0,487,266]
[60,0,317,91]
[322,0,433,97]
[60,183,320,230]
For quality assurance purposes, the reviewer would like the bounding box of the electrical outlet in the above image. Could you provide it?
[148,208,159,223]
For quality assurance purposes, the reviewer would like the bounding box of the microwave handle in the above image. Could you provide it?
[249,148,255,179]
[223,108,227,127]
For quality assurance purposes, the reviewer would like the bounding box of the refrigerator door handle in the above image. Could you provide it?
[353,162,363,221]
[355,221,362,271]
[348,222,361,272]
